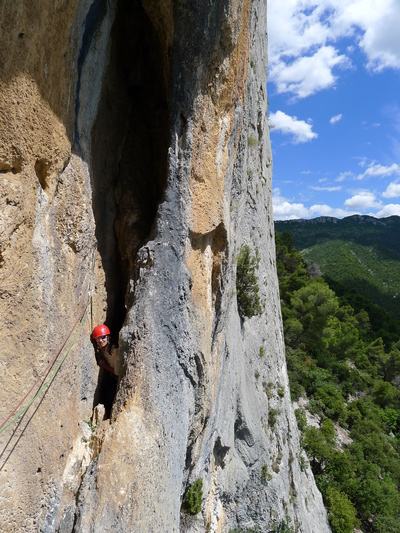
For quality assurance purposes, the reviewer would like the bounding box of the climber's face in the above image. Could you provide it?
[96,335,108,349]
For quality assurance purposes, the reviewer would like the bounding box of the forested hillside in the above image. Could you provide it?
[274,216,400,329]
[276,231,400,533]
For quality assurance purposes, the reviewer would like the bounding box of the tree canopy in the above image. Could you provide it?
[275,231,400,533]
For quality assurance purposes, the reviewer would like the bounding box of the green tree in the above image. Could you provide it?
[303,423,334,474]
[385,342,400,382]
[275,230,400,531]
[325,487,359,533]
[365,337,386,376]
[275,232,308,301]
[181,478,203,515]
[374,515,400,533]
[288,280,339,358]
[236,245,262,319]
[381,408,399,432]
[373,381,396,407]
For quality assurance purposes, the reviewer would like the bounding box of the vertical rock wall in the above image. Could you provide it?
[0,1,108,530]
[0,0,331,532]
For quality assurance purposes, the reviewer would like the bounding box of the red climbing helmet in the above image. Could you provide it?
[92,324,110,339]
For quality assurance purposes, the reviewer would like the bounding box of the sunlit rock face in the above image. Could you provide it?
[0,1,330,532]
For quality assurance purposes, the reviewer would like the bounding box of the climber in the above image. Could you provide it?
[92,324,119,377]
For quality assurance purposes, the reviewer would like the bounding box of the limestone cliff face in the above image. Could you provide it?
[0,1,330,532]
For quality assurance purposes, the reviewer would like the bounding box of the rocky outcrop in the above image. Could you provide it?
[0,1,330,532]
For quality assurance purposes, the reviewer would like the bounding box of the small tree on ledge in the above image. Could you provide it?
[236,245,262,319]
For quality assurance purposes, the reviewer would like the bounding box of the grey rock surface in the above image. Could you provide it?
[0,0,331,532]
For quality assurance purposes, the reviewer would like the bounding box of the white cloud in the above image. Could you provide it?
[269,46,349,99]
[330,114,342,124]
[375,203,400,217]
[336,171,353,182]
[362,121,381,129]
[382,181,400,198]
[268,0,400,99]
[356,162,400,180]
[310,186,342,192]
[273,185,400,220]
[344,191,382,209]
[269,110,318,143]
[357,1,400,72]
[268,1,336,63]
[308,204,350,218]
[273,188,350,220]
[272,188,309,219]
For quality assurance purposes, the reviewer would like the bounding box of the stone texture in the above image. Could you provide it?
[0,1,331,532]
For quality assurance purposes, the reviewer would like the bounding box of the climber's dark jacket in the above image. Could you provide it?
[95,341,119,376]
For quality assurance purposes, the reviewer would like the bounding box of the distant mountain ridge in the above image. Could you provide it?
[275,215,400,322]
[275,214,400,252]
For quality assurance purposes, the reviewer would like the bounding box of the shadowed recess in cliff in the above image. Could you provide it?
[90,0,169,413]
[91,0,169,335]
[74,0,109,150]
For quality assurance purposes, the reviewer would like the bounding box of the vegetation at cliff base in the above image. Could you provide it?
[276,231,400,533]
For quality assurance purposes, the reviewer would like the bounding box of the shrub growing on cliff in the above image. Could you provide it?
[181,478,203,515]
[236,245,262,319]
[261,464,272,482]
[268,408,279,428]
[229,527,260,533]
[270,518,295,533]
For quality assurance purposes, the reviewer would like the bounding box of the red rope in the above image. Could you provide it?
[0,297,90,432]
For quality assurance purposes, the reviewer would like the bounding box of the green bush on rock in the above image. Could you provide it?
[181,478,203,515]
[236,245,262,319]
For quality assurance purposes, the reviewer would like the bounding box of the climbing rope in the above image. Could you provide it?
[0,243,98,435]
[90,241,97,332]
[0,296,92,435]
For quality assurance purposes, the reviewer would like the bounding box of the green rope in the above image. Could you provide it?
[0,296,92,435]
[90,242,97,332]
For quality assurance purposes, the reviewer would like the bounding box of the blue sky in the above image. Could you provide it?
[267,0,400,220]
